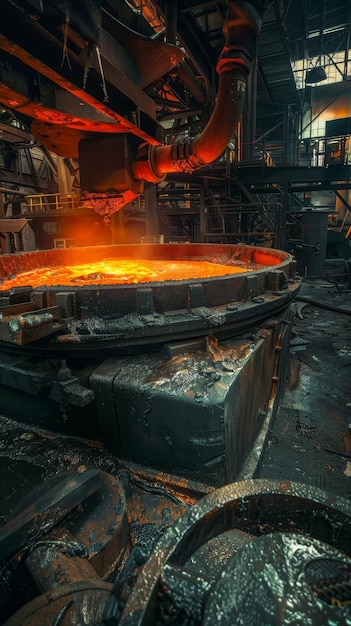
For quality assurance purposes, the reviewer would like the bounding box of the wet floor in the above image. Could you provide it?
[258,279,351,499]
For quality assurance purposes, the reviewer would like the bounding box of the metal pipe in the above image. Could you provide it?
[131,0,271,183]
[0,187,28,196]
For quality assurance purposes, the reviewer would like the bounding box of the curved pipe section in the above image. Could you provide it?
[131,0,271,183]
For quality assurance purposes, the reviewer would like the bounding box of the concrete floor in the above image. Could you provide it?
[258,279,351,499]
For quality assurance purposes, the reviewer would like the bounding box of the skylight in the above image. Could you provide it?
[292,50,350,89]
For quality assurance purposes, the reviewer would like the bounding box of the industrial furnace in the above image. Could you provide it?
[0,242,299,484]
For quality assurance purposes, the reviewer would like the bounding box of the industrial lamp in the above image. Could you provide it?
[305,66,327,84]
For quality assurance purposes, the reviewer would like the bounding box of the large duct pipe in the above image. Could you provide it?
[131,0,271,183]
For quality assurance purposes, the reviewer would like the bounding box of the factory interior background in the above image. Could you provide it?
[0,0,351,624]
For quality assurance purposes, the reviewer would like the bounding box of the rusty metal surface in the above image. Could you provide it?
[0,306,65,345]
[0,469,102,563]
[0,415,206,622]
[91,316,291,485]
[203,532,351,624]
[5,469,129,576]
[118,479,351,625]
[131,0,270,182]
[2,267,349,625]
[1,468,130,620]
[4,580,113,626]
[14,470,131,624]
[27,535,102,592]
[0,409,351,624]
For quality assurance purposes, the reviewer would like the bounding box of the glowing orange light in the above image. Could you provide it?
[0,258,250,290]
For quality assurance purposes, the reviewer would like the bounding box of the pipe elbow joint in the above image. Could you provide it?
[222,0,272,74]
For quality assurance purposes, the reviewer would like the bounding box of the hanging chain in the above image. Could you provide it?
[95,45,109,102]
[60,15,72,69]
[82,44,92,91]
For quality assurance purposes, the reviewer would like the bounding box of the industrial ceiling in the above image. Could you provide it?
[0,0,350,222]
[138,0,351,120]
[1,0,350,140]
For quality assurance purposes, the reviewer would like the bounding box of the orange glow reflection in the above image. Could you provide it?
[0,258,250,290]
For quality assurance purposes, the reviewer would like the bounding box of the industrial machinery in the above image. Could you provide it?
[3,240,351,625]
[0,242,299,483]
[0,0,270,218]
[1,470,351,624]
[0,237,304,624]
[0,1,350,624]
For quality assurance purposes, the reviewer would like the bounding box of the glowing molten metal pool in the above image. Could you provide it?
[0,244,300,351]
[0,258,249,290]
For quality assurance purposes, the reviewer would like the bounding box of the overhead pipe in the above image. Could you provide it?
[131,0,272,183]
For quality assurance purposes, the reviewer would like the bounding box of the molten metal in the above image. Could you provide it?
[0,258,249,290]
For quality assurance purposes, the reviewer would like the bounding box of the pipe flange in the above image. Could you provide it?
[133,143,167,184]
[216,49,253,75]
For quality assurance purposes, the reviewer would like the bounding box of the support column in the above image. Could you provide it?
[280,180,289,250]
[242,63,258,161]
[144,183,159,238]
[166,1,178,44]
[199,185,206,242]
[283,105,289,166]
[0,193,5,219]
[111,208,125,244]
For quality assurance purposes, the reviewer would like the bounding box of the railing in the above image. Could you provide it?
[240,135,351,168]
[203,201,281,246]
[25,192,81,212]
